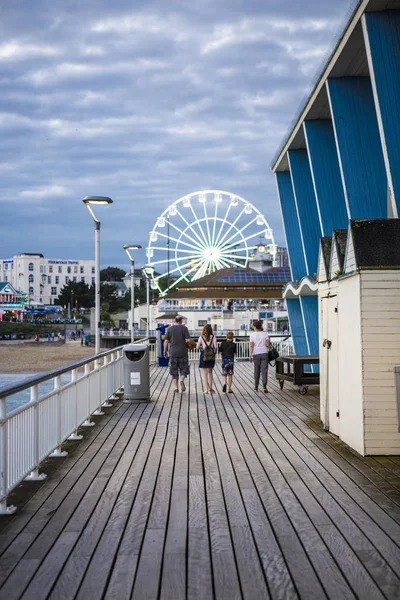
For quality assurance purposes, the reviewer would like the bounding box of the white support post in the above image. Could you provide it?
[50,375,67,457]
[102,355,112,407]
[93,359,104,415]
[82,362,95,427]
[0,396,16,515]
[25,385,47,481]
[68,368,83,440]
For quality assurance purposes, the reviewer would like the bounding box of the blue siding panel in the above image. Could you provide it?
[275,171,306,281]
[327,77,387,219]
[288,149,322,277]
[286,298,308,356]
[363,11,400,216]
[304,120,348,235]
[300,296,319,355]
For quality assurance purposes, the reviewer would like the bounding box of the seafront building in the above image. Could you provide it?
[0,253,95,306]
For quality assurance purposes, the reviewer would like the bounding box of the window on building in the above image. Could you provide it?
[4,275,7,281]
[48,276,51,284]
[91,267,95,274]
[29,287,34,294]
[58,266,62,273]
[29,263,34,271]
[198,320,208,327]
[74,266,78,273]
[4,263,8,270]
[55,276,59,284]
[39,298,42,303]
[81,277,85,283]
[40,266,45,273]
[67,266,71,274]
[49,266,53,273]
[29,274,34,283]
[65,276,69,284]
[92,277,95,284]
[80,266,84,274]
[51,287,57,295]
[73,277,77,283]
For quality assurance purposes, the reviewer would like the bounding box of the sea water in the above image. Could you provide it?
[0,373,72,414]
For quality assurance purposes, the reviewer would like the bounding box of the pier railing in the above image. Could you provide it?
[0,347,124,515]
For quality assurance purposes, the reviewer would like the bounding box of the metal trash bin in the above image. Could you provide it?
[123,343,150,402]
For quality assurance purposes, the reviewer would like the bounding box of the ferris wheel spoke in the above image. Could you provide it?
[152,261,191,280]
[214,202,233,247]
[166,259,206,290]
[220,256,248,269]
[203,202,212,246]
[154,231,204,251]
[189,204,209,246]
[149,246,203,254]
[221,216,259,248]
[167,221,206,251]
[222,229,263,252]
[192,258,209,280]
[216,206,247,247]
[211,200,218,246]
[175,209,208,249]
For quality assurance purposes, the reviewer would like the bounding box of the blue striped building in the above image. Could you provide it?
[272,0,400,356]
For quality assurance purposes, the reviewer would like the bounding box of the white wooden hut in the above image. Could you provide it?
[319,219,400,455]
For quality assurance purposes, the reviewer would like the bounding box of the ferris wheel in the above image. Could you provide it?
[146,190,276,296]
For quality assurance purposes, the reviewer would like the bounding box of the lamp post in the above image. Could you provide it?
[124,245,142,343]
[142,265,155,339]
[83,196,113,354]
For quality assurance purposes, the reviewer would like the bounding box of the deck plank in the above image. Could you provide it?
[0,363,400,599]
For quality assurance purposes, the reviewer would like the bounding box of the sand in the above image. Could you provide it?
[0,340,97,373]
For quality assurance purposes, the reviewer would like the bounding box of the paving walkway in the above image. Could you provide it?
[1,363,400,599]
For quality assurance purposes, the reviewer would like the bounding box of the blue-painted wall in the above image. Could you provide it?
[363,11,400,216]
[286,298,308,356]
[300,296,319,355]
[304,120,348,235]
[275,171,306,281]
[327,77,387,219]
[288,149,322,277]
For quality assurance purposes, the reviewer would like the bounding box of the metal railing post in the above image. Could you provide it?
[25,385,47,481]
[0,396,16,514]
[82,362,95,426]
[68,369,83,440]
[93,359,104,415]
[50,376,67,457]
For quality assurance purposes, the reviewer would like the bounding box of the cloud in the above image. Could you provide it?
[0,40,61,60]
[20,185,69,200]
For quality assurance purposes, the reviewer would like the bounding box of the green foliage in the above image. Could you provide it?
[101,267,126,282]
[55,281,94,309]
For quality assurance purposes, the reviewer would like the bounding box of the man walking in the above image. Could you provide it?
[164,316,192,393]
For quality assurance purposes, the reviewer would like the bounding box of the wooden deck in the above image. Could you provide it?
[1,363,400,599]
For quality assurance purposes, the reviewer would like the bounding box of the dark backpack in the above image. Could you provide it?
[202,336,215,361]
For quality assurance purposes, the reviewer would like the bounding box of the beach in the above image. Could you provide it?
[0,340,96,374]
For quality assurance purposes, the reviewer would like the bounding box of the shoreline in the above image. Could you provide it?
[0,340,96,374]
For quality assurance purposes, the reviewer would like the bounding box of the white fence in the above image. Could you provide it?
[148,336,293,363]
[0,347,124,515]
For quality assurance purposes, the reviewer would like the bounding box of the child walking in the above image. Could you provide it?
[197,324,218,393]
[219,331,237,393]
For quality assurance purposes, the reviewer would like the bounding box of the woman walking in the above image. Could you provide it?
[249,320,270,392]
[197,324,218,393]
[219,331,237,393]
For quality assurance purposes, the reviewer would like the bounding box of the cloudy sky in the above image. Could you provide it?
[0,0,353,272]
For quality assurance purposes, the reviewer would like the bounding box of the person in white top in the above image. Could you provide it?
[249,320,271,392]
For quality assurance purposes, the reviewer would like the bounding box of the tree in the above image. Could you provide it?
[101,267,126,282]
[55,281,94,309]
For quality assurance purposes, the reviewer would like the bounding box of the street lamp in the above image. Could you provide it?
[124,245,142,342]
[83,196,113,354]
[142,265,155,339]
